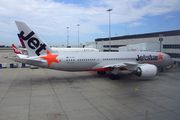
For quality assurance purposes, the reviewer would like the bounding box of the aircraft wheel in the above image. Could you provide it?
[109,75,120,80]
[97,71,106,75]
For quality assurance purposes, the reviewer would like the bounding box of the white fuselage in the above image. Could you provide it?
[51,48,99,52]
[20,51,173,72]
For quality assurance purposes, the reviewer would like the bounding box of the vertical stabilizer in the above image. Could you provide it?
[17,34,26,48]
[12,44,21,54]
[15,21,54,57]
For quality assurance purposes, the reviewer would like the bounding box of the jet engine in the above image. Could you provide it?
[135,64,158,77]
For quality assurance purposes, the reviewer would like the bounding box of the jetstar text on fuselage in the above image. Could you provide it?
[136,55,159,61]
[20,31,47,56]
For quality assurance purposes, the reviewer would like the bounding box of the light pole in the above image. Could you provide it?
[107,9,113,52]
[67,27,69,46]
[159,34,164,72]
[159,34,163,52]
[77,24,80,47]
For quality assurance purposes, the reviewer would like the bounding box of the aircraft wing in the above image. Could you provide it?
[102,61,138,74]
[103,61,138,68]
[103,63,127,68]
[124,61,138,65]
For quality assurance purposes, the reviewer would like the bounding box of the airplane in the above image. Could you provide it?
[12,44,22,54]
[18,34,26,48]
[18,34,99,53]
[51,47,99,52]
[11,21,174,80]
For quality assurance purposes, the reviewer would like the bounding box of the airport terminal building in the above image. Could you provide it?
[94,30,180,66]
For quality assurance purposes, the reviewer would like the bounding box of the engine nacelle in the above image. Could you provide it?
[135,64,158,77]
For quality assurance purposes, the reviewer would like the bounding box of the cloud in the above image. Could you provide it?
[127,22,145,27]
[0,0,180,45]
[165,15,175,19]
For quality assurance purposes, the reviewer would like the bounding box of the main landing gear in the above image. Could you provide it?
[109,75,120,80]
[97,71,106,75]
[97,71,120,80]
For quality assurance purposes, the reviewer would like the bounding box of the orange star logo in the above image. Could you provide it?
[158,54,163,60]
[40,50,59,67]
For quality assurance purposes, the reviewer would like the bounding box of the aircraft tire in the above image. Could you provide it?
[97,71,106,75]
[109,75,120,80]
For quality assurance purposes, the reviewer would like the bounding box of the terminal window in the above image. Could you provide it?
[163,44,180,49]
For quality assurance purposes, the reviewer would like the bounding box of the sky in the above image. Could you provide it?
[0,0,180,46]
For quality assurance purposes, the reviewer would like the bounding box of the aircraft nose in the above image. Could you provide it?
[166,54,174,65]
[170,58,174,65]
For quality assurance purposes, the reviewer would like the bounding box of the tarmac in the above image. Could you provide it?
[0,49,180,120]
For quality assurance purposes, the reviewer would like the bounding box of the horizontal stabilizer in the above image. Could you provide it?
[16,54,28,58]
[9,57,42,63]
